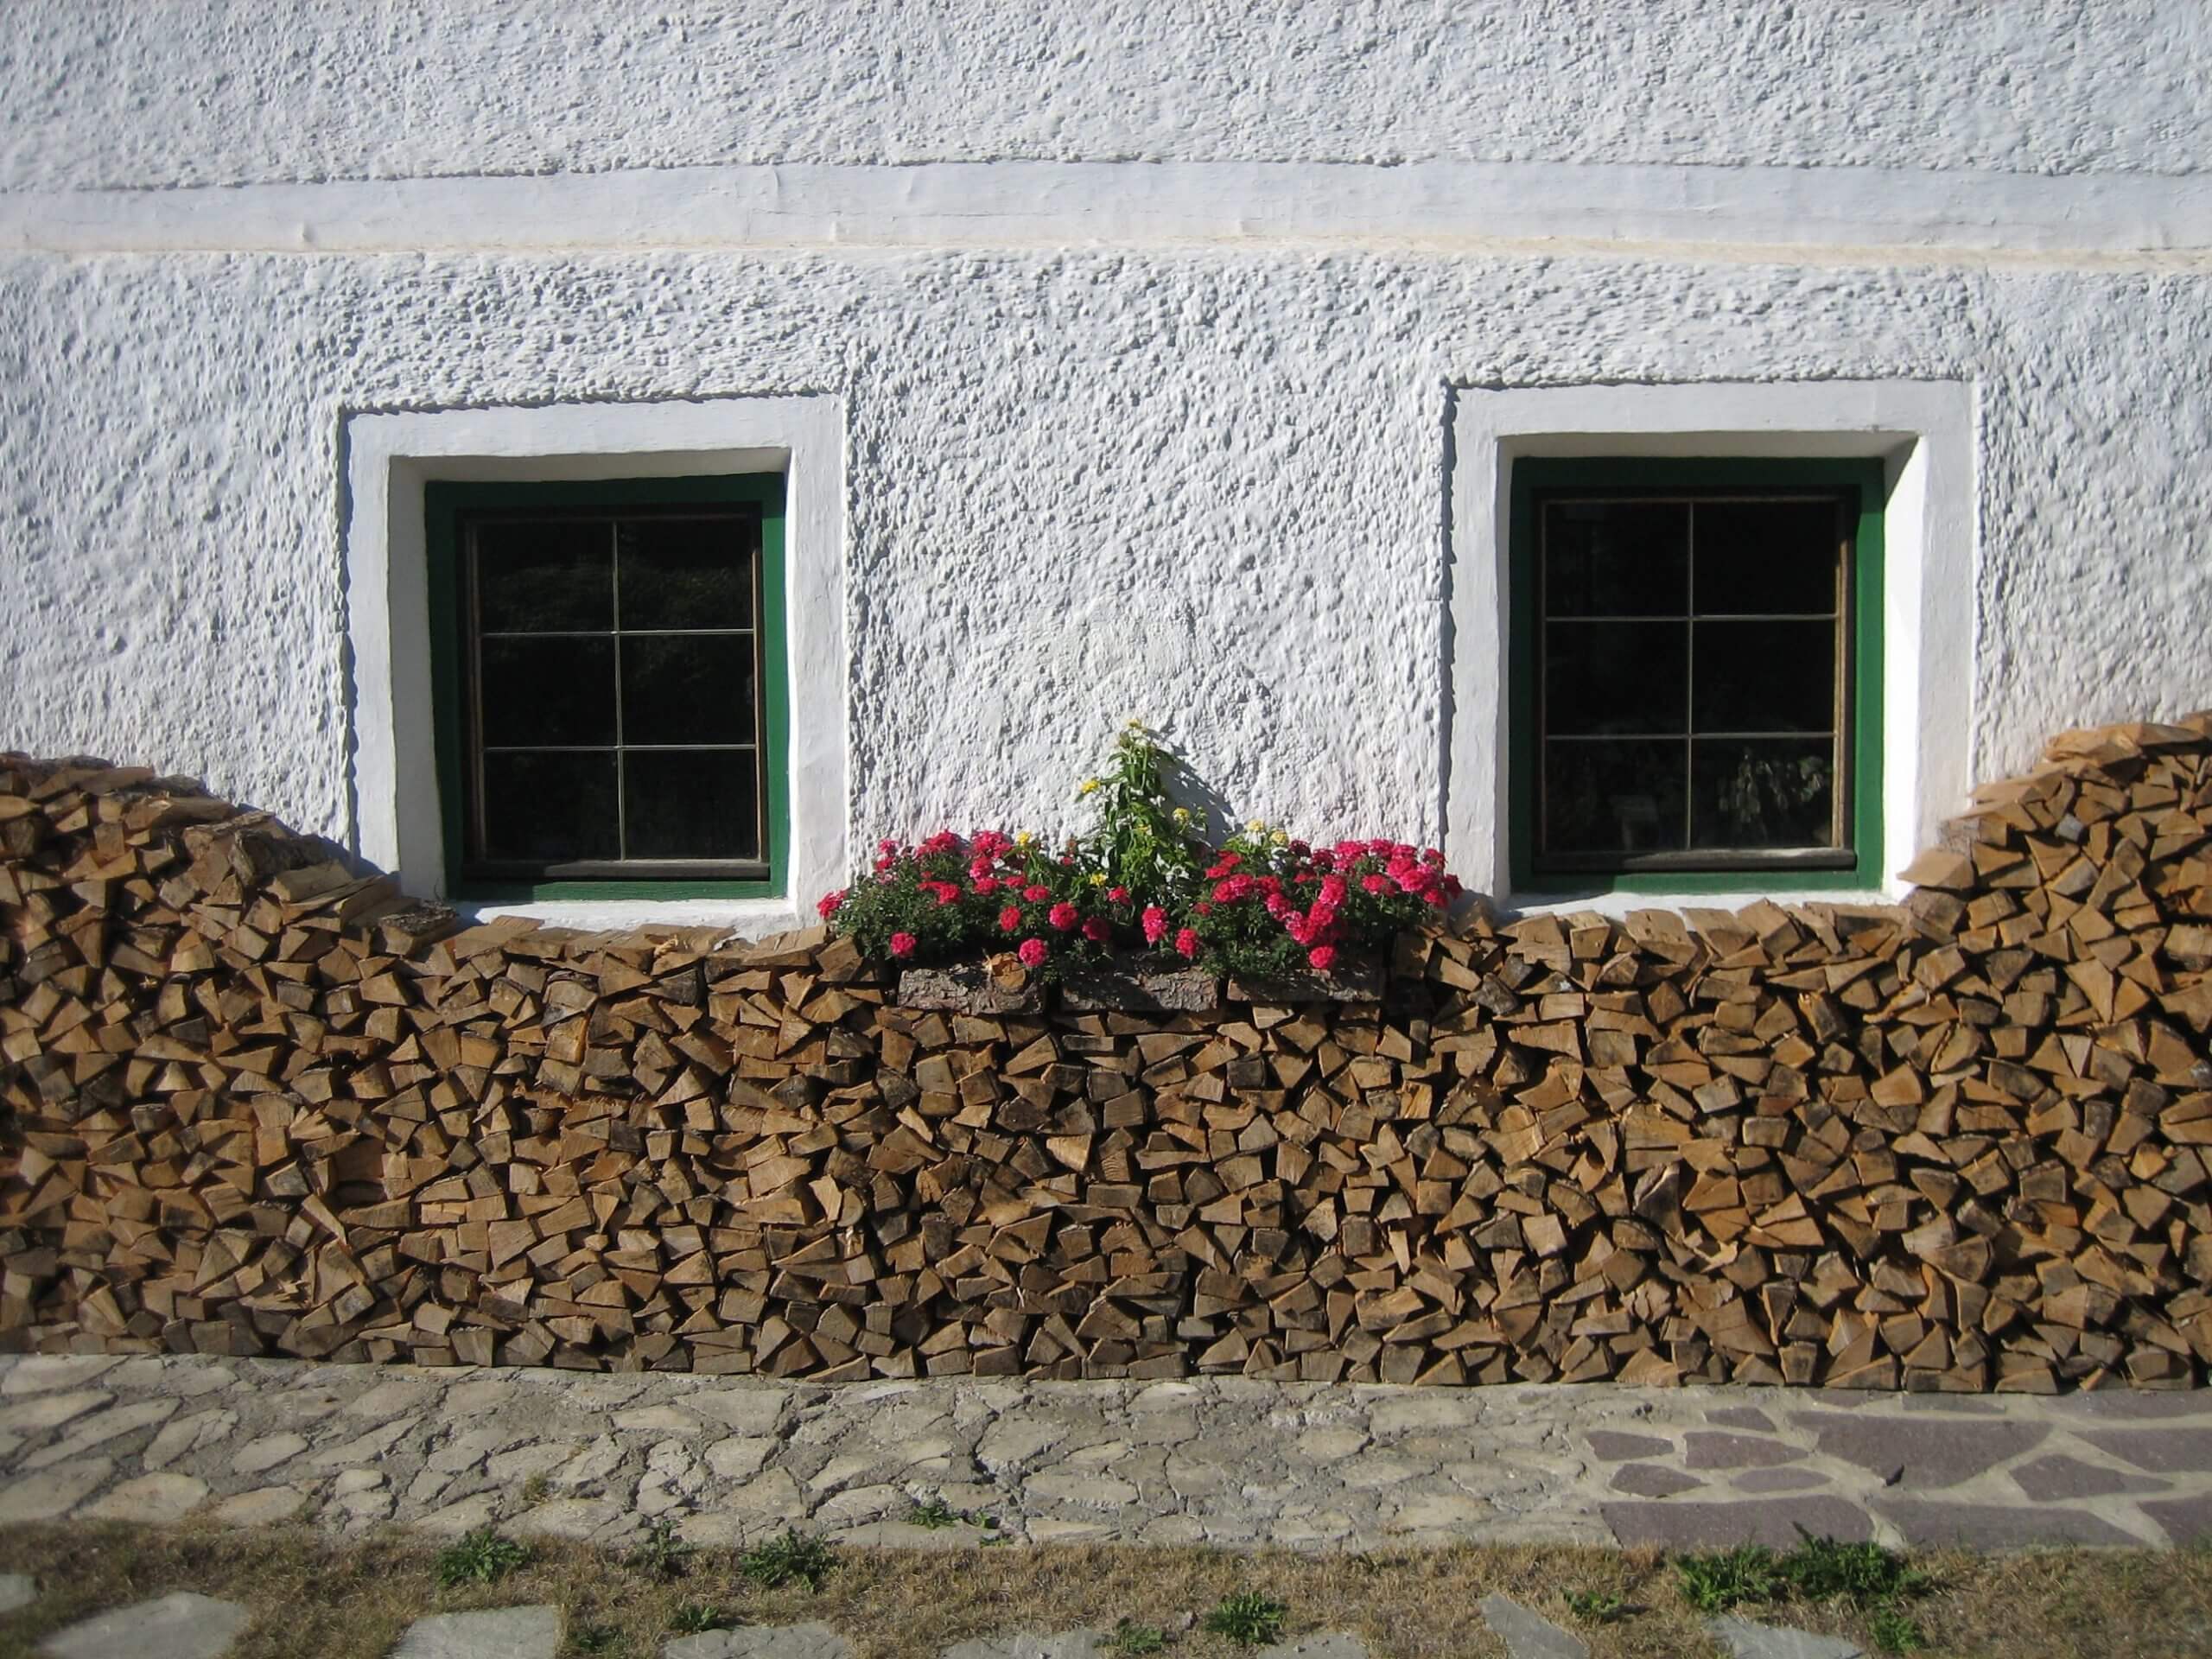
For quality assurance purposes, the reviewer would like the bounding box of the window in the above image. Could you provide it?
[1509,458,1884,892]
[425,474,788,900]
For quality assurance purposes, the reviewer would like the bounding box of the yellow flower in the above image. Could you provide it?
[1172,807,1193,823]
[1270,830,1290,846]
[1089,872,1109,886]
[1124,715,1145,728]
[1247,818,1267,835]
[1077,778,1102,797]
[1014,830,1035,849]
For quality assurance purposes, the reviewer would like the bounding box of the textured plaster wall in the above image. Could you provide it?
[5,252,2211,865]
[4,1,2208,187]
[3,3,2211,912]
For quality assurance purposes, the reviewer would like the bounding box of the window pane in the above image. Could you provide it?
[480,751,620,863]
[620,636,756,747]
[1693,499,1844,615]
[474,519,613,632]
[1692,620,1837,734]
[1542,500,1688,617]
[1544,621,1688,734]
[1692,738,1837,849]
[624,750,760,861]
[1543,740,1688,856]
[618,517,754,631]
[480,637,616,747]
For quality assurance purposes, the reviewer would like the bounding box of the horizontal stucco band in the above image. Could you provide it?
[8,161,2212,262]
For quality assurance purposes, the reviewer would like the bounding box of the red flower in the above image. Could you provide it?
[1022,885,1052,903]
[889,931,918,959]
[1192,901,1212,917]
[1108,886,1129,904]
[1048,901,1080,931]
[1018,938,1049,968]
[932,881,961,906]
[1174,928,1202,960]
[973,874,1000,896]
[1307,945,1337,973]
[1362,874,1389,895]
[816,889,846,919]
[998,905,1023,932]
[1082,915,1111,943]
[1141,906,1167,944]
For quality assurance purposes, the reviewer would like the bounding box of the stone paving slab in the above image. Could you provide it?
[0,1572,35,1614]
[389,1604,562,1658]
[663,1625,854,1658]
[0,1354,2202,1553]
[36,1592,249,1659]
[1480,1593,1589,1659]
[1706,1614,1865,1659]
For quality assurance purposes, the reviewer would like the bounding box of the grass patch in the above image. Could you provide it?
[0,1521,2203,1659]
[1105,1617,1169,1654]
[667,1600,734,1634]
[628,1518,695,1582]
[1201,1592,1288,1647]
[1675,1531,1931,1656]
[1565,1587,1630,1624]
[432,1527,532,1589]
[738,1528,838,1592]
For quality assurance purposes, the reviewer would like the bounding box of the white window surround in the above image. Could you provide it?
[341,396,848,934]
[1445,379,1976,917]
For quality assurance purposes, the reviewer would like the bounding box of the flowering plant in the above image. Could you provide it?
[819,721,1461,979]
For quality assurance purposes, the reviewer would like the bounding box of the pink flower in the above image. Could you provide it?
[1108,886,1129,904]
[1192,900,1212,917]
[889,931,918,959]
[998,905,1023,933]
[1018,937,1048,968]
[918,830,958,856]
[932,882,961,906]
[1141,906,1167,944]
[1174,928,1202,961]
[1022,885,1052,903]
[1048,901,1080,931]
[1361,874,1389,895]
[816,889,846,919]
[1082,915,1111,943]
[972,874,1000,896]
[970,856,995,879]
[1307,945,1337,973]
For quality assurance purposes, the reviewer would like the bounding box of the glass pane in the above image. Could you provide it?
[1542,500,1689,617]
[1544,621,1688,734]
[1692,738,1837,849]
[479,637,616,747]
[1542,740,1688,856]
[618,516,754,631]
[620,636,756,747]
[624,750,760,861]
[1692,620,1837,734]
[473,518,613,632]
[1693,499,1844,615]
[480,751,620,863]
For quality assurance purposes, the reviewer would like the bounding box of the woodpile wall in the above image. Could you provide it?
[3,716,2210,1393]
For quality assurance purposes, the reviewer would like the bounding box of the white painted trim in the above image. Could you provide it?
[9,162,2212,264]
[341,397,848,933]
[1444,379,1976,916]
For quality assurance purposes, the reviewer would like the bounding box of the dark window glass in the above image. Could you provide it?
[459,505,766,877]
[1543,501,1688,617]
[619,519,754,631]
[1545,621,1688,734]
[480,751,620,864]
[479,637,616,747]
[1533,488,1852,871]
[474,520,613,632]
[621,635,756,747]
[625,751,760,861]
[1544,740,1689,855]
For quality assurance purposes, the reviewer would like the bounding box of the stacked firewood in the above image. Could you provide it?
[0,715,2207,1391]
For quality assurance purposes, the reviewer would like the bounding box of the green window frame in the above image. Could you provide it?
[425,474,790,902]
[1508,456,1885,894]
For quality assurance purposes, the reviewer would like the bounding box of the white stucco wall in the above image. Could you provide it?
[3,3,2210,924]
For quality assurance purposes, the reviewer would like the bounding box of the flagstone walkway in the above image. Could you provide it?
[0,1352,2205,1554]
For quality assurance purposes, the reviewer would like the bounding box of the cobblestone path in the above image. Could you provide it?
[1,1354,2205,1552]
